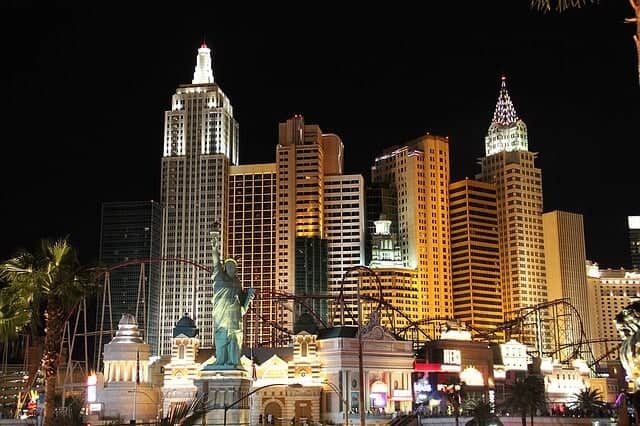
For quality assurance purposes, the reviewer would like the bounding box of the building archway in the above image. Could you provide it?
[264,400,283,425]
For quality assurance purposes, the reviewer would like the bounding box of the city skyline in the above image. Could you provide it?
[2,4,640,270]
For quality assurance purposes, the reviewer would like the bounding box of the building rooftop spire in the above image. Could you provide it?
[491,76,518,127]
[192,43,214,84]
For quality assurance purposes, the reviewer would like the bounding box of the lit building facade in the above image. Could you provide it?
[228,163,278,347]
[371,135,452,322]
[95,314,160,422]
[158,44,239,355]
[324,174,365,326]
[276,116,343,332]
[542,210,591,361]
[449,178,503,337]
[360,268,419,330]
[316,320,415,421]
[365,184,398,266]
[477,77,547,347]
[586,261,640,362]
[99,200,162,350]
[629,216,640,268]
[413,325,502,412]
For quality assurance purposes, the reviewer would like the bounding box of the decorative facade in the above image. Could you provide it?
[94,314,160,422]
[478,77,547,350]
[371,135,453,322]
[158,43,239,355]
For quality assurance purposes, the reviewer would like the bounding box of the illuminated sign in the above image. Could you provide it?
[460,367,484,386]
[414,362,461,373]
[444,350,461,365]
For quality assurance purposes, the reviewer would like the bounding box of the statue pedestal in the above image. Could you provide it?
[194,367,251,426]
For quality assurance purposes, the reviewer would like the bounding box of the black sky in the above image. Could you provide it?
[1,4,639,269]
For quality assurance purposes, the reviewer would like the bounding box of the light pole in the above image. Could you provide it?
[323,380,349,426]
[341,266,382,426]
[220,383,302,426]
[357,283,365,426]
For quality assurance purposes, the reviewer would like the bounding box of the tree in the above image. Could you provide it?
[502,375,547,426]
[524,375,547,426]
[569,387,607,417]
[502,379,530,426]
[464,399,503,426]
[531,0,640,87]
[0,238,89,426]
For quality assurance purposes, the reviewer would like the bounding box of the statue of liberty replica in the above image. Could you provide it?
[210,227,256,368]
[195,227,256,425]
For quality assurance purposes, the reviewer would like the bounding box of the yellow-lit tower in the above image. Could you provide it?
[478,77,547,345]
[371,135,452,322]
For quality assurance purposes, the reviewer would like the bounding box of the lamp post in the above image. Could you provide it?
[357,283,366,426]
[340,266,383,426]
[220,383,303,426]
[323,380,349,426]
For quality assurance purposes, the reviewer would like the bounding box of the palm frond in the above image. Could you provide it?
[531,0,596,12]
[0,289,31,339]
[161,395,206,426]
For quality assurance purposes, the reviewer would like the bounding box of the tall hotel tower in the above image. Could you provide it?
[276,115,364,332]
[478,77,547,341]
[449,179,502,337]
[542,210,591,360]
[228,164,278,346]
[158,44,239,355]
[371,135,452,321]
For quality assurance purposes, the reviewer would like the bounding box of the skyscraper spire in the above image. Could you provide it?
[192,44,214,84]
[491,75,518,127]
[484,76,528,156]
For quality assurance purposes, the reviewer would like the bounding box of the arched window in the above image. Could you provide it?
[179,345,185,359]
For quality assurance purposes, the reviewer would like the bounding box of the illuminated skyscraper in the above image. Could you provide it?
[157,44,239,355]
[276,116,334,332]
[228,164,278,346]
[478,77,547,344]
[371,135,452,321]
[325,174,365,326]
[543,210,591,360]
[449,179,502,337]
[274,115,363,333]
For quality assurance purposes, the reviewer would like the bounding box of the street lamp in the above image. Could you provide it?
[340,266,382,426]
[221,383,303,426]
[323,380,349,426]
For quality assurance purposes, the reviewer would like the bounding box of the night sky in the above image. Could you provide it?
[1,4,639,269]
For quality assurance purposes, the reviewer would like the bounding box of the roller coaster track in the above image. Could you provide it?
[58,259,609,383]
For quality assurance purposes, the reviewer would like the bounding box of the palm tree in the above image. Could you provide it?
[464,399,503,426]
[502,379,530,426]
[0,238,89,426]
[570,388,606,417]
[531,0,640,87]
[502,375,547,426]
[524,375,547,426]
